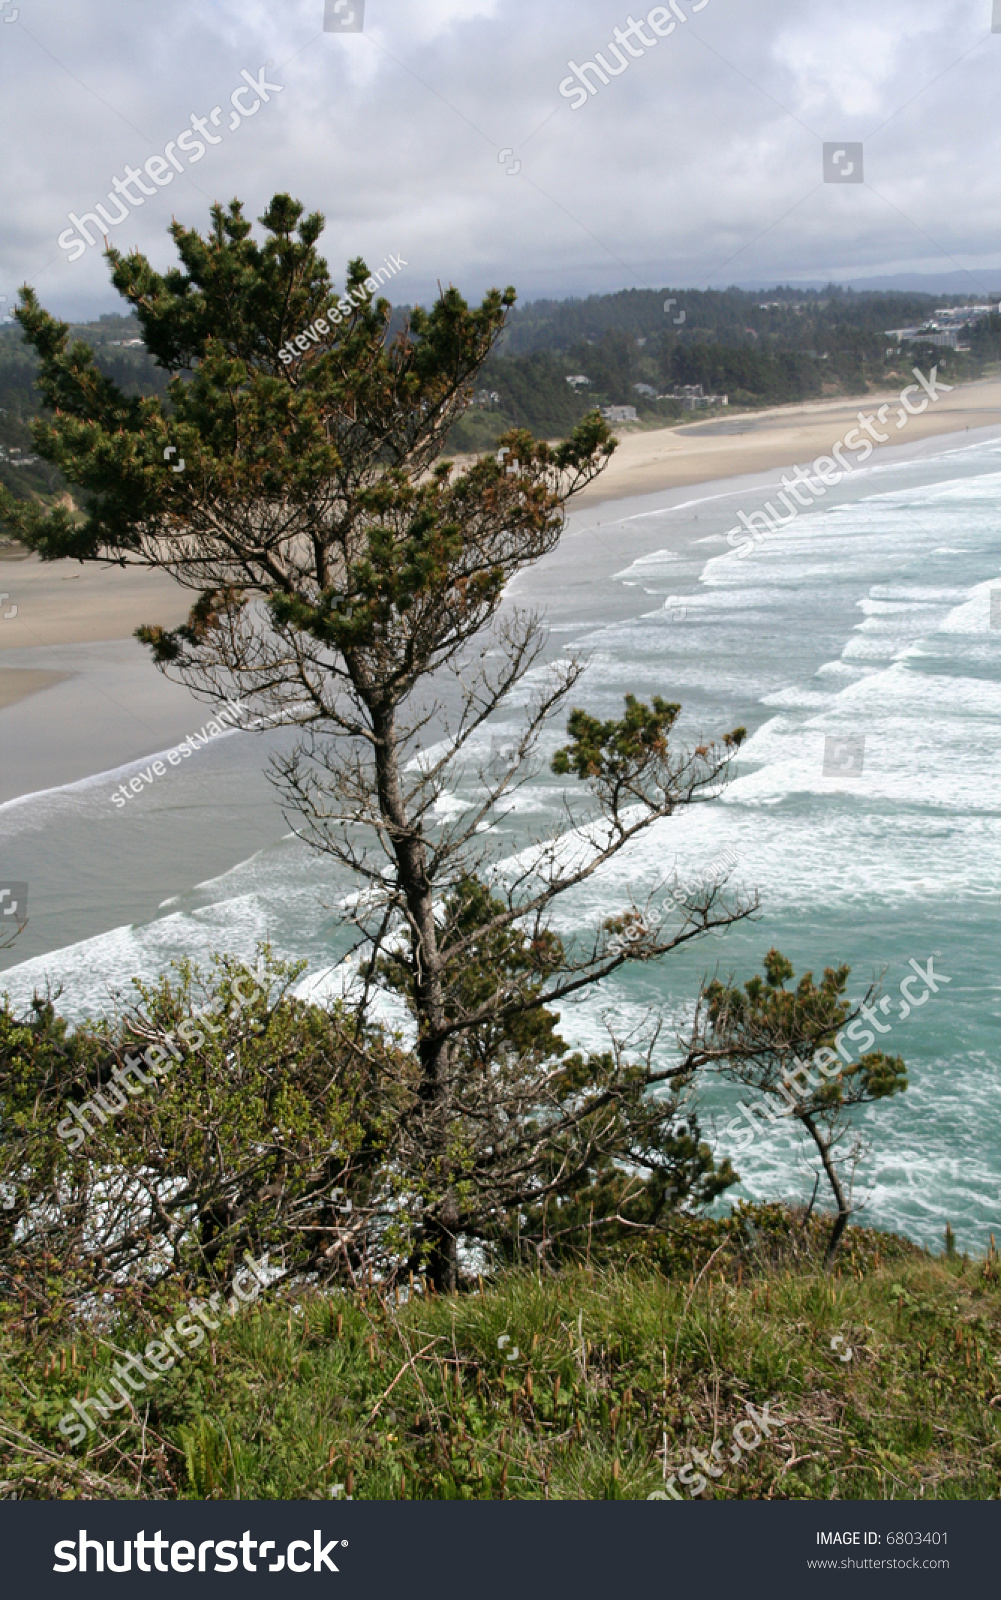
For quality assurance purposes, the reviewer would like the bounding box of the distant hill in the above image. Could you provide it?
[446,282,1000,449]
[736,271,1001,297]
[3,290,999,490]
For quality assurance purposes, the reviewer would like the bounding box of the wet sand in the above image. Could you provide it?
[0,667,70,710]
[0,558,200,804]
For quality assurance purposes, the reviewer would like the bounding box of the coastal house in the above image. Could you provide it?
[667,384,729,410]
[885,305,999,349]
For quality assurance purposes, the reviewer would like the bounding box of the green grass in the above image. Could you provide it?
[4,1213,1001,1500]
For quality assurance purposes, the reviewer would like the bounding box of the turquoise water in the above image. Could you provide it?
[553,441,1001,1254]
[4,433,1001,1252]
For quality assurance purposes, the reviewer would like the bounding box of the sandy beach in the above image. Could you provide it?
[3,374,1000,683]
[2,377,1000,804]
[0,550,190,662]
[0,554,198,804]
[575,373,1001,506]
[0,553,190,711]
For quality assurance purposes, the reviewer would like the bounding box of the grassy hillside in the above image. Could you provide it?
[4,1207,999,1501]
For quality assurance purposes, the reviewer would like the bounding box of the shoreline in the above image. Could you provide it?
[3,375,999,678]
[0,667,70,711]
[2,390,999,802]
[573,373,1001,506]
[0,557,192,719]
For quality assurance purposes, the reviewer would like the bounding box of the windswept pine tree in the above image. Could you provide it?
[702,950,908,1263]
[2,194,752,1288]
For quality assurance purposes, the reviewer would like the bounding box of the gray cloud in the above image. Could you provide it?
[2,0,1000,322]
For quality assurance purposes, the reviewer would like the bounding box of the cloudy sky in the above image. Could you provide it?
[3,0,1001,322]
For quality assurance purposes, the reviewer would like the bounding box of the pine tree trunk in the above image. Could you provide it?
[372,705,457,1291]
[801,1112,850,1268]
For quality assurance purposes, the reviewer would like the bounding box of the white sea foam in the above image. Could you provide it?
[7,440,1001,1250]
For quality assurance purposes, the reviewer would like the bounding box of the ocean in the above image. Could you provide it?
[3,428,1001,1254]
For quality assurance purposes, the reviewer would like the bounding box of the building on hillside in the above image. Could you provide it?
[600,405,638,422]
[565,374,591,388]
[932,305,997,325]
[884,307,1001,347]
[666,384,729,410]
[633,383,658,396]
[886,325,959,348]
